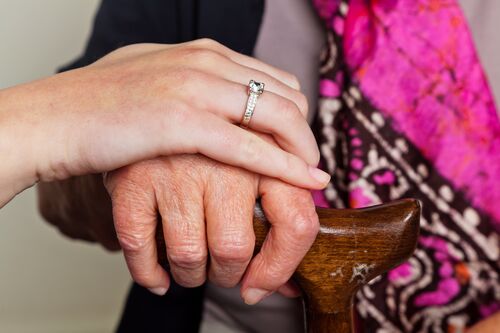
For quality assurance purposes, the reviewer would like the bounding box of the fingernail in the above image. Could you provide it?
[243,288,271,305]
[148,287,168,296]
[308,166,331,185]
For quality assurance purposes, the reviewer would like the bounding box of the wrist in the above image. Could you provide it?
[0,85,40,206]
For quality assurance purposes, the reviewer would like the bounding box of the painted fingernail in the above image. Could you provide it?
[243,288,271,305]
[148,287,168,296]
[308,166,331,185]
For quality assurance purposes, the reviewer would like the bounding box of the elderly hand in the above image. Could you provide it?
[104,154,319,304]
[2,39,329,207]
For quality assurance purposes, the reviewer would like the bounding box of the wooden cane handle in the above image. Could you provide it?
[156,199,421,333]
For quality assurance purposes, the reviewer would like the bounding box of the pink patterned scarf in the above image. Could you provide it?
[311,0,500,331]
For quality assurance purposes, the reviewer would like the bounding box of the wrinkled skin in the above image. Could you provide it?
[104,154,319,303]
[39,154,319,304]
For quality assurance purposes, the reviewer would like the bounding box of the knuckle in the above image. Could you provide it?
[211,239,254,265]
[168,245,207,270]
[195,38,221,49]
[191,48,220,63]
[289,209,320,239]
[171,67,211,103]
[116,230,150,253]
[115,43,149,56]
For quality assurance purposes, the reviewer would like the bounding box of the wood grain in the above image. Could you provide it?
[156,199,421,333]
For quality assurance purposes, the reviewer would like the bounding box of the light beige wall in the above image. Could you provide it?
[0,1,131,332]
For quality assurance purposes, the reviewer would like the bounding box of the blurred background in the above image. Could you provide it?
[0,1,131,332]
[1,1,499,333]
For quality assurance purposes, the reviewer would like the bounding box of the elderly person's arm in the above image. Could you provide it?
[39,153,319,303]
[105,154,319,302]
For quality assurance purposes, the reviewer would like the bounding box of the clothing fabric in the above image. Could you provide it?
[117,281,204,333]
[311,0,500,331]
[60,0,264,72]
[460,1,500,106]
[253,0,325,123]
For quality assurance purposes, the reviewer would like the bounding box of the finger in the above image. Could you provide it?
[102,40,301,92]
[178,47,308,118]
[190,39,302,90]
[240,178,319,305]
[205,165,257,288]
[156,164,208,288]
[177,73,319,165]
[176,111,329,190]
[87,103,329,190]
[106,170,170,296]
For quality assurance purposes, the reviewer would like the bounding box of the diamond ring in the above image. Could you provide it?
[240,80,265,128]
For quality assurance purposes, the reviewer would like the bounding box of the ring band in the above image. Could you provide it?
[241,80,265,128]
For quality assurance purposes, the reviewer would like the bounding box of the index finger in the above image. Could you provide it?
[105,168,170,296]
[239,177,319,305]
[174,111,330,190]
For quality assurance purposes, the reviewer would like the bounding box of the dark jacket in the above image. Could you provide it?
[62,0,264,71]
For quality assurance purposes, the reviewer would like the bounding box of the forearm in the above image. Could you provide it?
[1,69,103,207]
[2,77,113,238]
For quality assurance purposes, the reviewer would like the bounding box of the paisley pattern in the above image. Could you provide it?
[310,0,500,331]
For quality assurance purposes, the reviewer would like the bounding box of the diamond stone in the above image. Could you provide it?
[249,80,265,95]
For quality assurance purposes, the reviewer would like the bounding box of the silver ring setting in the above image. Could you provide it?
[241,80,265,128]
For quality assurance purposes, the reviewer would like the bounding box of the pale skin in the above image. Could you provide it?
[2,39,324,305]
[0,39,331,208]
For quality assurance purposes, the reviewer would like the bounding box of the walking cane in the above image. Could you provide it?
[157,199,420,333]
